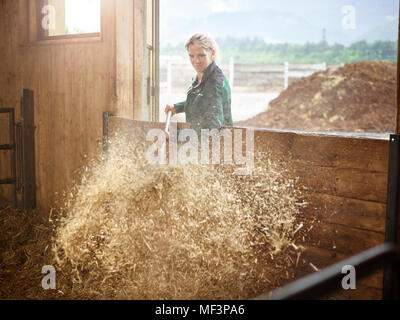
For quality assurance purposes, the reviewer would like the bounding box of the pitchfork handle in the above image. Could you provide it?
[165,110,172,134]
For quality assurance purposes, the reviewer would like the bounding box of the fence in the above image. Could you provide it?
[160,56,332,93]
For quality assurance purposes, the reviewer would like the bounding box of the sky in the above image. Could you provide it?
[46,0,398,43]
[161,0,397,20]
[160,0,399,45]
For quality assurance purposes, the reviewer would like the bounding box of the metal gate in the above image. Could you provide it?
[0,108,17,208]
[0,89,36,210]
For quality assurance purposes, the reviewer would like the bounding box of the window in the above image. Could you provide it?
[37,0,101,39]
[20,0,102,44]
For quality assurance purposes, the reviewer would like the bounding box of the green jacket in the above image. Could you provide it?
[174,61,233,132]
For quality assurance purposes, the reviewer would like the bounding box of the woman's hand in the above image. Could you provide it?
[165,105,176,116]
[164,131,170,141]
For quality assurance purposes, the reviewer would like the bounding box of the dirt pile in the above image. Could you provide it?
[238,61,397,132]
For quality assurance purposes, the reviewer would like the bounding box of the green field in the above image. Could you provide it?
[162,38,398,65]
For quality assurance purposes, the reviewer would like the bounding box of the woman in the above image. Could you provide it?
[165,33,233,133]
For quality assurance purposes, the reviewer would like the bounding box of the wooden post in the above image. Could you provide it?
[229,57,235,88]
[154,0,160,122]
[20,89,36,210]
[397,3,400,134]
[383,6,400,298]
[167,61,172,95]
[284,62,289,90]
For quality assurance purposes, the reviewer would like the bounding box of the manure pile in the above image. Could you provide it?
[238,61,396,132]
[1,136,308,300]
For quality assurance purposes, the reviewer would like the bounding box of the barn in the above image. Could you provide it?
[0,0,399,301]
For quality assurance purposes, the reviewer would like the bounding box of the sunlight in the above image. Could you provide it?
[65,0,100,34]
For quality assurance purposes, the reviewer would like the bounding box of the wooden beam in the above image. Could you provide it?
[115,0,134,119]
[20,89,36,210]
[299,191,386,233]
[18,0,29,45]
[397,1,400,134]
[133,0,147,120]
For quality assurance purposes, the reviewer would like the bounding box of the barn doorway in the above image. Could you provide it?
[145,0,160,122]
[159,1,398,135]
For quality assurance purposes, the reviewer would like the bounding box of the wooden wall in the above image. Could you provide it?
[0,0,146,210]
[253,130,388,299]
[108,117,391,299]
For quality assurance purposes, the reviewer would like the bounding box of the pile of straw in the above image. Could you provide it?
[0,205,60,299]
[52,135,306,299]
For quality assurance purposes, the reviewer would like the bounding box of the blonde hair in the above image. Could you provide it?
[185,33,220,62]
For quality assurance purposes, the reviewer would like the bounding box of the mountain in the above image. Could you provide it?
[160,0,399,46]
[358,20,399,43]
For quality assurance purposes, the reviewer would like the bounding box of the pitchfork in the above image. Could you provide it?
[160,110,173,164]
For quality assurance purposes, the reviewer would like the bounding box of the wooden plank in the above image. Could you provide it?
[85,44,95,159]
[19,89,36,209]
[397,3,400,134]
[254,131,389,173]
[36,44,51,209]
[63,44,74,205]
[298,219,384,256]
[290,135,388,173]
[52,94,67,207]
[291,163,388,203]
[17,0,29,45]
[116,0,134,119]
[294,245,383,290]
[323,285,382,300]
[27,0,38,42]
[252,131,389,203]
[298,191,386,233]
[133,0,146,120]
[89,43,101,160]
[0,115,10,145]
[47,44,65,207]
